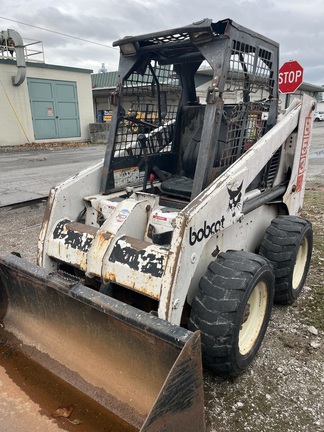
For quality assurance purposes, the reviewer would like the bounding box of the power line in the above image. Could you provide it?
[0,15,118,50]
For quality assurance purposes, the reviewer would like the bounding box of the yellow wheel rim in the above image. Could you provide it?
[292,237,308,290]
[239,281,268,355]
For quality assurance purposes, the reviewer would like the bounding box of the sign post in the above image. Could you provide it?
[279,61,304,94]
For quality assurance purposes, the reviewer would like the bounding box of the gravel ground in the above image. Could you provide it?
[204,196,324,431]
[0,198,322,432]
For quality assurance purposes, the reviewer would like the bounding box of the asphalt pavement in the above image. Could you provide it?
[0,144,106,207]
[0,122,323,208]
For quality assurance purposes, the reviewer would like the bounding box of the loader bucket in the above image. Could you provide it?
[0,254,205,431]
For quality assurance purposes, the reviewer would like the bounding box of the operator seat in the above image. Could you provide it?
[160,126,202,199]
[160,105,229,199]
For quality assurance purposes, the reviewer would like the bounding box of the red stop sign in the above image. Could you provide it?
[279,61,304,94]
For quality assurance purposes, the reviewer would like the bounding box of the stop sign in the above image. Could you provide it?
[279,61,304,94]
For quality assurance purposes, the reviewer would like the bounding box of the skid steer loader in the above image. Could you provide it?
[0,18,314,431]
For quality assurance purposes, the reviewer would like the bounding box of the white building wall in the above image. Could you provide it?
[0,61,94,146]
[316,102,324,112]
[0,63,34,145]
[197,79,322,116]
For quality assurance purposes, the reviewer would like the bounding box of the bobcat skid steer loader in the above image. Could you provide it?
[0,18,314,431]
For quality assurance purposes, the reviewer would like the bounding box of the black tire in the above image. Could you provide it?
[259,216,313,304]
[188,251,275,377]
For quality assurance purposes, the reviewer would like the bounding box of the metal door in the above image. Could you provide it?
[28,78,81,139]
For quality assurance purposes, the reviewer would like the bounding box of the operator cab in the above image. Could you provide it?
[100,18,279,204]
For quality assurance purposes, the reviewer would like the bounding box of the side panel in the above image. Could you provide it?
[185,203,279,305]
[38,161,103,269]
[283,95,315,214]
[160,96,314,324]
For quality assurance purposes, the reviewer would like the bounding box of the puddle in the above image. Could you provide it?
[0,328,137,432]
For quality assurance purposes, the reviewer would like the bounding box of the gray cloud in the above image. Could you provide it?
[1,0,323,84]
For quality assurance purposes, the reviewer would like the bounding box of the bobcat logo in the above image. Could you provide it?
[227,181,243,217]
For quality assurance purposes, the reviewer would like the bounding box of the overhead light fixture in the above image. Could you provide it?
[189,29,213,44]
[188,18,214,44]
[120,41,140,57]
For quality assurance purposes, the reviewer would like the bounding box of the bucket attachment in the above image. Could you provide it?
[0,254,205,431]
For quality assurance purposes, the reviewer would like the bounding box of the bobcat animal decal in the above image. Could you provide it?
[227,181,243,217]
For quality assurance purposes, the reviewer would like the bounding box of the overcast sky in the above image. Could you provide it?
[1,0,324,86]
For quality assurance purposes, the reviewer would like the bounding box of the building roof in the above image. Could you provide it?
[0,58,93,74]
[91,71,119,90]
[298,82,324,93]
[91,69,324,96]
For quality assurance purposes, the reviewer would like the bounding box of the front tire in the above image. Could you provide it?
[188,251,275,377]
[259,216,313,304]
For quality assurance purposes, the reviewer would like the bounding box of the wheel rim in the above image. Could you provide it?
[239,281,268,355]
[292,237,309,290]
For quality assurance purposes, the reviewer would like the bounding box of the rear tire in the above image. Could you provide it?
[259,216,313,304]
[188,251,275,377]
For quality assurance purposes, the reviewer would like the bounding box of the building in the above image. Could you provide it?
[90,66,323,143]
[194,65,324,112]
[92,67,324,118]
[1,29,322,147]
[0,30,94,146]
[278,82,324,111]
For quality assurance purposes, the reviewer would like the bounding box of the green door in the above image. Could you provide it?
[28,78,81,139]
